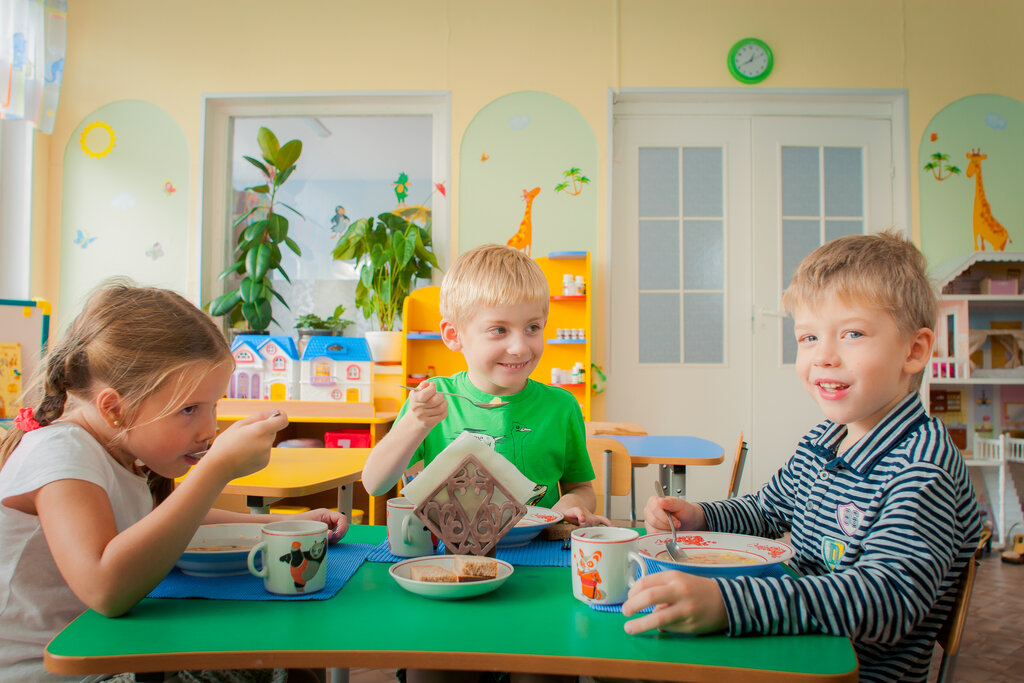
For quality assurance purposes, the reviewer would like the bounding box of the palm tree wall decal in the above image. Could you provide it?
[923,152,961,181]
[555,167,590,196]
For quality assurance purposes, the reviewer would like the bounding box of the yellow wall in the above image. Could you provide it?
[33,0,1024,417]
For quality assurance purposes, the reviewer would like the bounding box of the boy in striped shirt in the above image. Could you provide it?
[625,232,981,682]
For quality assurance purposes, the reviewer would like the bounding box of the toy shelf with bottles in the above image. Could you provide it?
[400,251,592,419]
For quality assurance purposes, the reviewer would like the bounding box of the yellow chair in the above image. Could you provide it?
[727,433,749,499]
[585,437,633,518]
[935,550,980,682]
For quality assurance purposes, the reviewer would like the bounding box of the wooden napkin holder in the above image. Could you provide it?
[413,453,528,556]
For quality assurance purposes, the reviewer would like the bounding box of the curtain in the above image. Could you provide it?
[0,0,66,134]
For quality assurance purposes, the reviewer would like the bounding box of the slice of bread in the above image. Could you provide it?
[453,555,498,580]
[409,564,457,583]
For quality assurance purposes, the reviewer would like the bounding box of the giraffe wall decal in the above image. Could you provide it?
[507,187,540,256]
[966,149,1011,252]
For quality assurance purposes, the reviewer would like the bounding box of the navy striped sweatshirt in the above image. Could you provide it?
[700,392,981,682]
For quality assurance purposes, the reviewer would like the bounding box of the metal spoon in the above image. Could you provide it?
[185,447,209,460]
[401,384,510,409]
[654,481,689,561]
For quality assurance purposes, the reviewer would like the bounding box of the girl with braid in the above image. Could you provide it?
[0,281,347,683]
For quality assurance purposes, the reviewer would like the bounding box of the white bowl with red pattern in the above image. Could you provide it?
[496,506,564,547]
[636,531,794,578]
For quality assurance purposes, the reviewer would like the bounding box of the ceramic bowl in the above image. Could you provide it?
[496,506,564,547]
[636,531,793,578]
[175,523,263,577]
[389,556,514,600]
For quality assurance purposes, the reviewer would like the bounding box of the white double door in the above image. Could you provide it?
[609,112,894,516]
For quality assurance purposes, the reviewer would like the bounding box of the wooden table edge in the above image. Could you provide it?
[44,648,858,682]
[220,471,364,499]
[629,454,726,466]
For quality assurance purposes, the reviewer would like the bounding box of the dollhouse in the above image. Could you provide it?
[927,252,1024,545]
[228,335,301,401]
[299,335,373,403]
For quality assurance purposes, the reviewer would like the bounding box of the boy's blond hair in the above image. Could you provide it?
[781,231,937,339]
[439,244,549,325]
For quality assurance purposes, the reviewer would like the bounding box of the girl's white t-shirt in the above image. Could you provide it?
[0,422,152,682]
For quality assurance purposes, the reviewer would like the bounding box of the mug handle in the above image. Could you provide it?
[247,541,268,578]
[627,551,648,587]
[401,514,415,543]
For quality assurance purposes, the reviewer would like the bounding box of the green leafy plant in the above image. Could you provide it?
[331,208,440,331]
[294,305,353,333]
[207,127,303,331]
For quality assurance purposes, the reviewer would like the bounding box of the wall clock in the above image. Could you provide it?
[727,38,773,84]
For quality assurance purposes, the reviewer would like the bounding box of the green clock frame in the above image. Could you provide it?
[727,37,774,85]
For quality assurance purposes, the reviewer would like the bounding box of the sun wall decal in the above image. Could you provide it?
[80,121,116,159]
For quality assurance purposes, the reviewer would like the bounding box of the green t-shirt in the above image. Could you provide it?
[397,372,594,508]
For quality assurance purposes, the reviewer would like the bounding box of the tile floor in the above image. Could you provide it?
[345,548,1024,683]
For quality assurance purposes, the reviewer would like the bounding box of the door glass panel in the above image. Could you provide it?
[639,292,680,363]
[824,147,863,217]
[683,148,723,217]
[638,148,679,217]
[684,292,724,363]
[826,219,862,243]
[683,220,723,290]
[639,219,680,290]
[781,147,820,216]
[780,146,867,364]
[637,146,725,365]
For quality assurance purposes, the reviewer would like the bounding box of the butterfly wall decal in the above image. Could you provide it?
[145,242,164,260]
[74,230,97,249]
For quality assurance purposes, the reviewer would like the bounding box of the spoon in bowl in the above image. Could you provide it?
[654,481,689,561]
[401,384,510,409]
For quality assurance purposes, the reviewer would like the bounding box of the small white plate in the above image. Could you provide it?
[496,506,564,547]
[176,523,263,577]
[636,531,793,578]
[389,556,514,600]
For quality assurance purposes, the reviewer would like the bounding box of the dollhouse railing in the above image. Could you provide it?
[969,431,1024,547]
[929,357,969,381]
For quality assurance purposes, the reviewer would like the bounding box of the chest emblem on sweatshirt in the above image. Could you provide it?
[836,502,866,537]
[821,536,847,571]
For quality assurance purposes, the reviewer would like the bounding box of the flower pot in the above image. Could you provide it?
[297,328,335,356]
[365,330,403,363]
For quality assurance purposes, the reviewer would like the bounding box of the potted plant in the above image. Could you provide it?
[294,304,354,354]
[207,127,303,333]
[332,208,440,361]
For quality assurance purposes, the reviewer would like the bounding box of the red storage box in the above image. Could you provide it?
[324,429,371,448]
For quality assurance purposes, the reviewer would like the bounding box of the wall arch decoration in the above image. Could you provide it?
[60,100,190,330]
[919,94,1024,269]
[459,91,598,260]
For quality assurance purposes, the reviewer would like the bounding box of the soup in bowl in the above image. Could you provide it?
[176,523,263,577]
[636,531,793,578]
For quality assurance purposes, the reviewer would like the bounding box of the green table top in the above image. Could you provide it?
[45,525,858,681]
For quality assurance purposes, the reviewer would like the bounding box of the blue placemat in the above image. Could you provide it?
[588,560,791,613]
[149,542,373,601]
[365,538,571,567]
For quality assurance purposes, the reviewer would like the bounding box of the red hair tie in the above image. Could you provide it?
[14,407,41,432]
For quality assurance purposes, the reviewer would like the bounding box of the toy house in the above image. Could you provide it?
[927,252,1024,545]
[228,335,301,401]
[300,336,373,403]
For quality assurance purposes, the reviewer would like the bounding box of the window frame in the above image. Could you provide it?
[197,92,451,309]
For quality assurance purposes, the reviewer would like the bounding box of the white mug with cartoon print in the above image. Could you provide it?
[571,526,647,605]
[247,520,328,595]
[387,497,435,557]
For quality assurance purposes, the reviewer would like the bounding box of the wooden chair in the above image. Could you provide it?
[585,437,634,518]
[586,421,648,520]
[727,433,748,499]
[935,551,980,683]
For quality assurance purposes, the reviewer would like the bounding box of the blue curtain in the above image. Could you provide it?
[1,0,66,133]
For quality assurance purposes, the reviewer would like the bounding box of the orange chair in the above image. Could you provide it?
[584,437,634,518]
[727,433,748,499]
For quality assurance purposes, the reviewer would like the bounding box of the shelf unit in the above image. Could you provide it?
[400,251,592,419]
